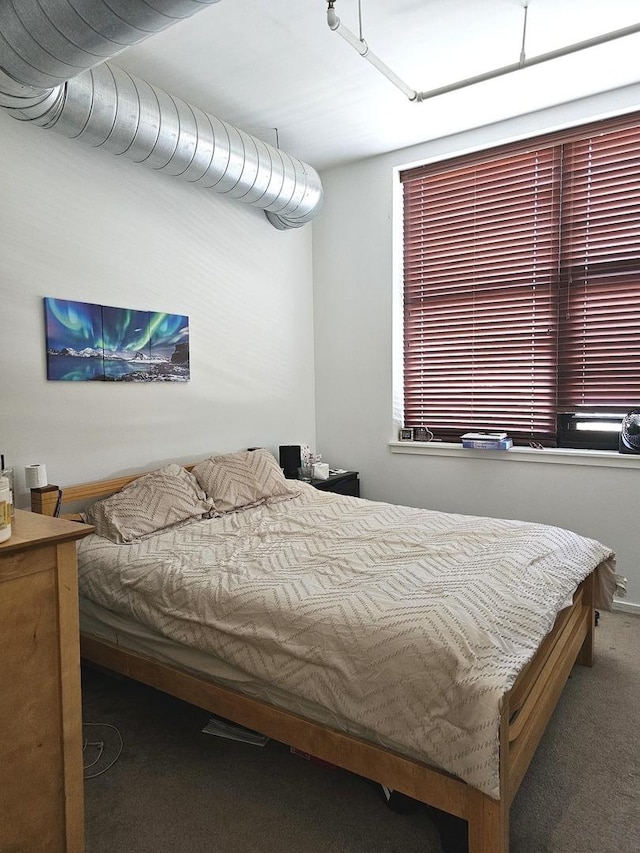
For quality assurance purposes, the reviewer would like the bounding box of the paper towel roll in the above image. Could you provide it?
[313,462,330,480]
[25,464,48,489]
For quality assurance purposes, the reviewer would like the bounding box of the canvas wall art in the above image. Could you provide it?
[44,297,190,382]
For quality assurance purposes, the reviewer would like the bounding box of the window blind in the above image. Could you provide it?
[403,147,561,443]
[559,125,640,412]
[402,113,640,445]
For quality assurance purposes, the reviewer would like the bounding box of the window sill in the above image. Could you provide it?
[388,440,640,469]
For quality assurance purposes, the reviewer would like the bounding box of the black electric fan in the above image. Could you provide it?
[619,409,640,454]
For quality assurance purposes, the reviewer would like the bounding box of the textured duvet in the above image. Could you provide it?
[77,485,616,798]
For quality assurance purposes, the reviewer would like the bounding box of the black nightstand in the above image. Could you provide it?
[310,471,359,497]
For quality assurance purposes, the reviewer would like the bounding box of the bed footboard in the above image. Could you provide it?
[79,573,594,853]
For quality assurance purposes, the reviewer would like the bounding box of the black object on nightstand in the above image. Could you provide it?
[310,471,359,497]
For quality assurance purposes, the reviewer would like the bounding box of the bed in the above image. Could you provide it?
[31,449,618,853]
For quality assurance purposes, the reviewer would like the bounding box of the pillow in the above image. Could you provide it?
[192,449,299,514]
[85,464,214,543]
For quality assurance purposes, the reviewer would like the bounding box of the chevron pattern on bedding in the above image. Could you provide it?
[76,485,615,798]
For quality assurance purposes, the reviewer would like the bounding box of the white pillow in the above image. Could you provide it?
[193,449,299,514]
[85,464,214,543]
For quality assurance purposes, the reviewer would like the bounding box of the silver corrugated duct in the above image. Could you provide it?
[0,0,323,229]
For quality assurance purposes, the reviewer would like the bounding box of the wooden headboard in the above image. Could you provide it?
[30,464,197,518]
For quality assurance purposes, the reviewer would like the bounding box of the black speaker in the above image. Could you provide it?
[279,445,301,478]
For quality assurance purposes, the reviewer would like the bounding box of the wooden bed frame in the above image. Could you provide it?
[32,473,598,853]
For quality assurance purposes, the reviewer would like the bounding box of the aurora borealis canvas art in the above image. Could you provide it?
[44,297,190,382]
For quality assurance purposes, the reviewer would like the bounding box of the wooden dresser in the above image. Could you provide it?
[0,509,93,853]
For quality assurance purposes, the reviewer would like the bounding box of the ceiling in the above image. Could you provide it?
[110,0,640,172]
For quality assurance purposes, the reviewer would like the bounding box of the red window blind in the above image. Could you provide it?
[403,147,561,443]
[559,125,640,412]
[402,113,640,445]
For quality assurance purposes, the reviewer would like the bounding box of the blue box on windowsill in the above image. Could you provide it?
[461,434,513,450]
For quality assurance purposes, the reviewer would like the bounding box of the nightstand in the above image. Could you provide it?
[310,471,360,497]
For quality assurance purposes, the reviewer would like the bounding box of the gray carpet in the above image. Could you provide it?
[82,611,639,853]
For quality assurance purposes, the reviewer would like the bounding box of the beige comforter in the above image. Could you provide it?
[77,485,616,798]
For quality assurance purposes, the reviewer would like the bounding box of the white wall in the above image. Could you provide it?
[313,86,640,611]
[0,110,315,506]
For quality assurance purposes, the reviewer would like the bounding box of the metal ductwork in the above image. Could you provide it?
[0,0,323,230]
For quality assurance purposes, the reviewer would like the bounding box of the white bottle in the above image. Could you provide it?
[0,476,11,542]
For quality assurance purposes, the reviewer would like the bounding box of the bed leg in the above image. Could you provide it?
[576,609,595,667]
[467,789,509,853]
[467,700,510,852]
[576,574,595,667]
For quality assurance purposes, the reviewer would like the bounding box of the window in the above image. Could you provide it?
[401,113,640,447]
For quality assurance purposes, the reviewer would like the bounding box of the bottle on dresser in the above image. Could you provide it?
[0,475,11,542]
